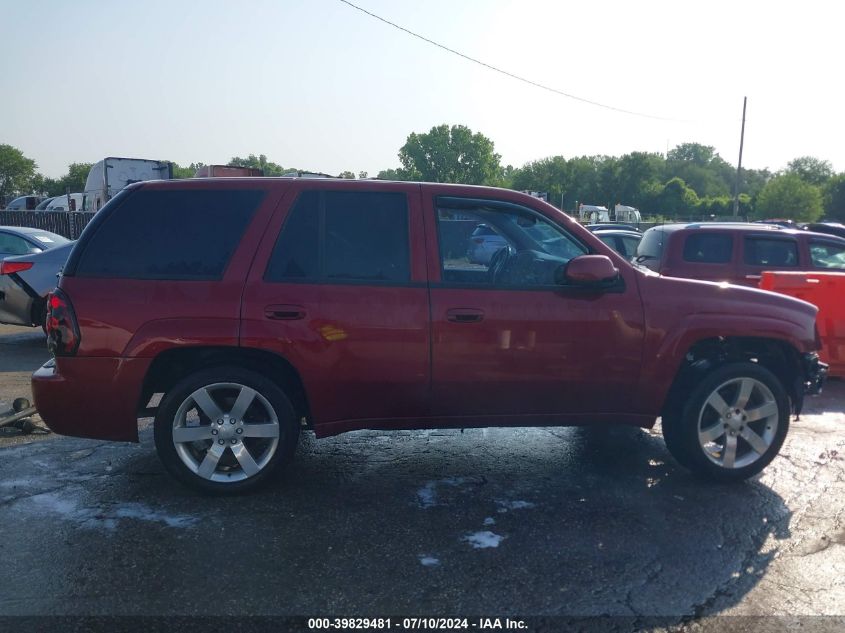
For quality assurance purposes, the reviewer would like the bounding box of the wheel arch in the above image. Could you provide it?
[661,336,804,419]
[140,346,312,428]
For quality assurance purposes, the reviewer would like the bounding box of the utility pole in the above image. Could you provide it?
[733,96,747,218]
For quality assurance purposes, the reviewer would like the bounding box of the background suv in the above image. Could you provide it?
[635,223,845,285]
[32,180,826,493]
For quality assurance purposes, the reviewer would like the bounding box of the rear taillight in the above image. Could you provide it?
[46,289,80,356]
[0,261,34,275]
[472,238,484,244]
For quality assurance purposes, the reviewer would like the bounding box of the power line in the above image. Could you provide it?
[337,0,685,122]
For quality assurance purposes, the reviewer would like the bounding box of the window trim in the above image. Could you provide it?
[433,195,596,291]
[263,189,412,286]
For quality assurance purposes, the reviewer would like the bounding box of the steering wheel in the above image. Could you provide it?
[487,245,515,284]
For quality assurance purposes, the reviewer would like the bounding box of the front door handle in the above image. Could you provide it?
[264,304,306,320]
[446,308,484,323]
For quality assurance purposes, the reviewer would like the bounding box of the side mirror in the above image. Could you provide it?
[556,255,619,286]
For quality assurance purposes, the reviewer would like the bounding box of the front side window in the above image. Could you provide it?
[75,188,264,280]
[744,237,798,267]
[436,198,587,287]
[683,233,733,263]
[810,241,845,269]
[265,190,410,283]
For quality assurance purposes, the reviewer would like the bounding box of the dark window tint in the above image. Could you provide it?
[265,191,319,279]
[683,233,733,263]
[75,189,264,279]
[265,190,410,283]
[744,238,798,267]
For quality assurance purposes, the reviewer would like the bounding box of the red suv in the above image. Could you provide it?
[32,180,827,493]
[635,223,845,286]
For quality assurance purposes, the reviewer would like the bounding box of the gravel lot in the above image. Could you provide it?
[1,323,843,630]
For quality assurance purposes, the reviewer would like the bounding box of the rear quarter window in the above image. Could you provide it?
[74,188,264,280]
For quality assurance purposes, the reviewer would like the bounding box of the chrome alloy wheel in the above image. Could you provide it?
[697,376,780,469]
[171,382,280,483]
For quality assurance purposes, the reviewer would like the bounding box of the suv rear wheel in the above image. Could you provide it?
[662,362,790,482]
[153,366,299,494]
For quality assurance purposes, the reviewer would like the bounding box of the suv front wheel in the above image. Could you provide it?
[662,362,790,482]
[153,366,300,494]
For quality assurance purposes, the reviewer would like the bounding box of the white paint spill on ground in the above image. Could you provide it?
[416,477,476,508]
[483,517,496,526]
[26,491,198,530]
[419,556,440,567]
[463,531,504,549]
[495,499,536,512]
[417,482,438,508]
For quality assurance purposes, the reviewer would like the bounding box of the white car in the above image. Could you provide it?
[44,193,84,212]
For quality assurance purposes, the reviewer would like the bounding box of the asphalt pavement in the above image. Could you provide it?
[0,325,843,631]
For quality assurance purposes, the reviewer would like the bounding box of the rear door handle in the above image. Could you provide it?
[446,308,484,323]
[264,304,306,320]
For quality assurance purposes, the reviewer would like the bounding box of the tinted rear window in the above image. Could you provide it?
[634,229,665,269]
[265,190,410,283]
[682,233,733,263]
[74,189,264,280]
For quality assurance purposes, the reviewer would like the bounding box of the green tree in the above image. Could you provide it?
[510,156,571,209]
[228,154,293,177]
[338,171,356,179]
[659,177,700,218]
[171,163,196,179]
[666,142,732,198]
[62,162,92,192]
[398,124,502,185]
[608,151,665,209]
[786,156,833,186]
[376,167,415,181]
[822,174,845,222]
[0,144,37,202]
[755,173,823,222]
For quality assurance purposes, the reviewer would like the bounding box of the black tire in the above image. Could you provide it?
[154,366,300,494]
[662,362,790,482]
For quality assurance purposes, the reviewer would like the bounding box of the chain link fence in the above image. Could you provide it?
[0,211,95,240]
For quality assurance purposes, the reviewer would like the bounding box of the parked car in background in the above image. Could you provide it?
[635,223,845,286]
[0,242,73,329]
[34,197,57,211]
[32,179,826,494]
[590,228,643,259]
[0,226,69,258]
[3,195,44,211]
[585,223,641,232]
[466,223,508,264]
[44,193,84,212]
[802,222,845,241]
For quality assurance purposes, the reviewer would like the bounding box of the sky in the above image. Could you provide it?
[2,0,843,179]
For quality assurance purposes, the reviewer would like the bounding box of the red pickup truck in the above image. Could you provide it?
[33,179,827,493]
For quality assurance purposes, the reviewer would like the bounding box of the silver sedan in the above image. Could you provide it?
[0,230,73,329]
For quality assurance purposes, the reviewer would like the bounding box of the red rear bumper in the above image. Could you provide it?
[31,356,152,442]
